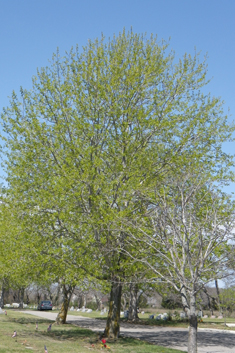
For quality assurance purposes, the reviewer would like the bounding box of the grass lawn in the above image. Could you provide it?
[0,310,185,353]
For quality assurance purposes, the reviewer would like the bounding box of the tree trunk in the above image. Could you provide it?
[224,309,227,326]
[54,283,61,306]
[83,294,86,308]
[202,287,212,314]
[56,285,74,324]
[128,283,139,321]
[94,293,102,310]
[19,287,25,309]
[0,283,5,309]
[215,279,222,314]
[180,285,197,353]
[188,293,198,353]
[180,285,189,315]
[36,292,41,305]
[104,277,122,339]
[121,293,127,311]
[78,294,83,308]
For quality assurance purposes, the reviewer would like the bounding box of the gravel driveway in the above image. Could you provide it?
[23,311,235,353]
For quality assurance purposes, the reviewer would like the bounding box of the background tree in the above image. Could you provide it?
[220,287,235,326]
[123,172,235,353]
[0,195,35,308]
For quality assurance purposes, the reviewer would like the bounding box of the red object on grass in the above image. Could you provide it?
[101,339,106,344]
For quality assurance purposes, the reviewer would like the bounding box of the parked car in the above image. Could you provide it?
[37,300,53,311]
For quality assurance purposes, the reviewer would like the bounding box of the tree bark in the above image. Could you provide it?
[36,292,41,305]
[19,287,25,309]
[83,294,87,308]
[188,293,198,353]
[54,283,61,306]
[180,285,189,315]
[0,282,5,309]
[202,286,211,314]
[128,283,139,321]
[104,277,122,339]
[78,294,83,308]
[180,285,197,353]
[121,293,127,311]
[215,279,222,314]
[94,293,102,310]
[56,284,74,324]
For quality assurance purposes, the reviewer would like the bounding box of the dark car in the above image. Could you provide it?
[37,300,53,310]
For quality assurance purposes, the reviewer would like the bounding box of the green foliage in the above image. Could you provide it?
[173,311,180,320]
[85,301,99,311]
[220,287,235,314]
[0,29,234,315]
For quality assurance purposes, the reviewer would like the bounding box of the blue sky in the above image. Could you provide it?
[0,0,235,192]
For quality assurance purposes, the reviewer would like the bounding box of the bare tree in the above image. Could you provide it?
[123,175,235,353]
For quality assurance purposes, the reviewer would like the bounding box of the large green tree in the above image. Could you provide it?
[1,30,234,343]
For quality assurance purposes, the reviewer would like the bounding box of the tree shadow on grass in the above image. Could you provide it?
[118,337,185,353]
[41,327,96,341]
[9,317,52,325]
[119,336,166,347]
